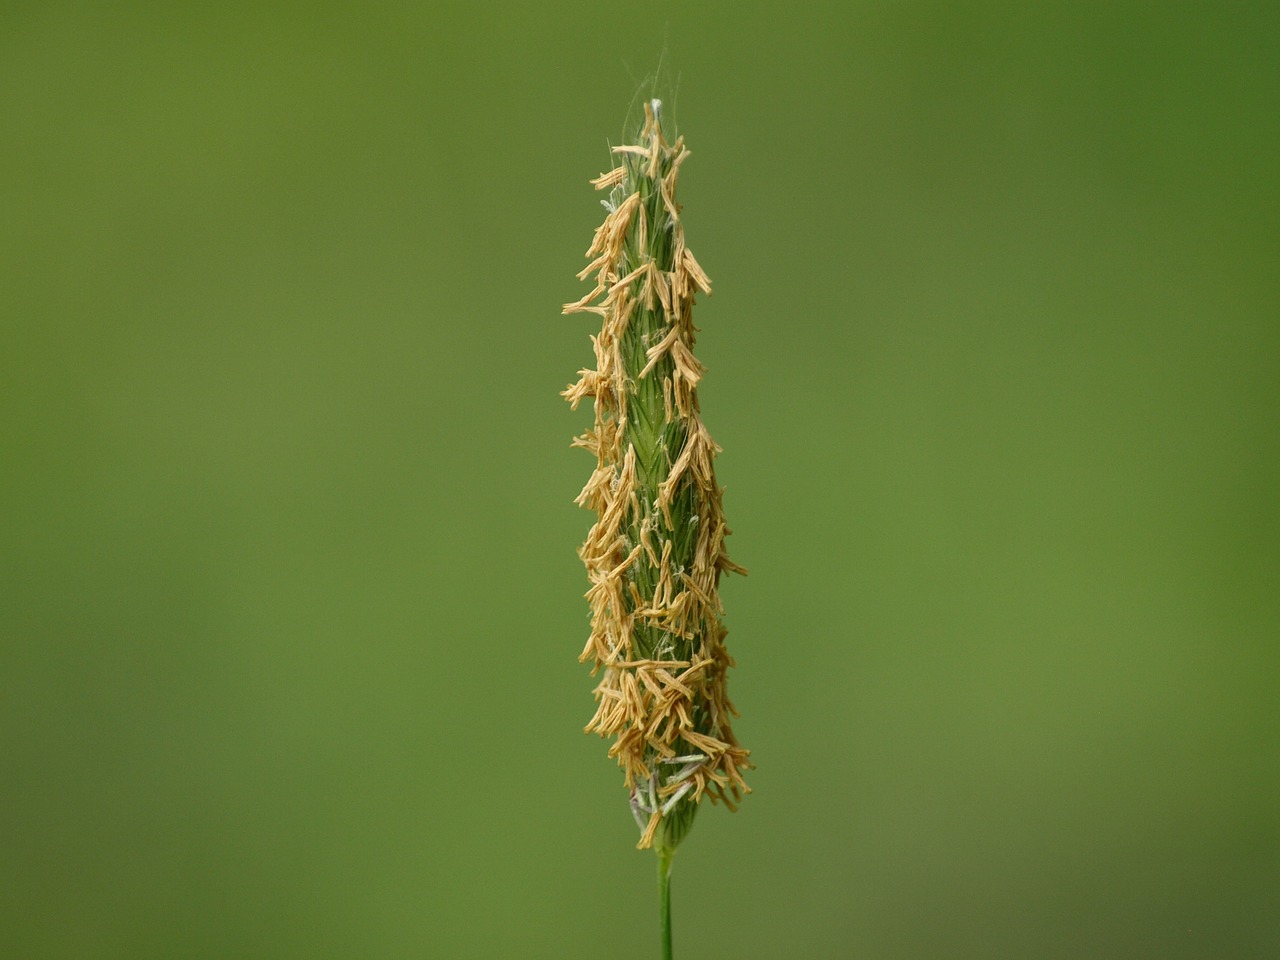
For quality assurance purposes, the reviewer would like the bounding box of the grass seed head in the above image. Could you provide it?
[564,100,750,853]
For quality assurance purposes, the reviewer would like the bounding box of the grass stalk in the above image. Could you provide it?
[563,97,750,957]
[658,847,674,960]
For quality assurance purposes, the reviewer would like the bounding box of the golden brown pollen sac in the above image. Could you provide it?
[562,100,749,851]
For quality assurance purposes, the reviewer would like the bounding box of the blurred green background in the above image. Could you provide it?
[3,3,1277,958]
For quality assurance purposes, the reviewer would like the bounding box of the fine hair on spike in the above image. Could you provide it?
[621,37,681,145]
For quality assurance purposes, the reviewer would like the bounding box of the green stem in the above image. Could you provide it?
[658,848,674,960]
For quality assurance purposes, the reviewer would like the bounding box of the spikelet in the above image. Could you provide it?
[563,100,750,853]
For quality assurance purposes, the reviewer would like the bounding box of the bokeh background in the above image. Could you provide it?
[3,3,1277,958]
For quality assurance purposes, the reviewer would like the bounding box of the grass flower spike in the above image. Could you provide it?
[563,99,750,872]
